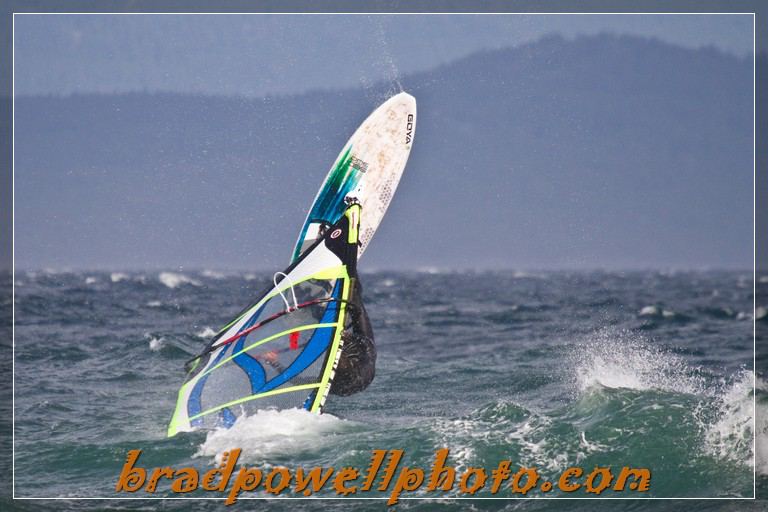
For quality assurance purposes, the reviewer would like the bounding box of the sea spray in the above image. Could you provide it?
[571,328,706,395]
[703,371,757,467]
[158,272,201,289]
[195,408,353,465]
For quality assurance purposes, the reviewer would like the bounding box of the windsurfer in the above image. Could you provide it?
[329,198,376,396]
[258,199,376,396]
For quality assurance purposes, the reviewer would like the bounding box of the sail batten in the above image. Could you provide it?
[189,383,323,421]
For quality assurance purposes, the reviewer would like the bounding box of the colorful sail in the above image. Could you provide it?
[167,206,361,437]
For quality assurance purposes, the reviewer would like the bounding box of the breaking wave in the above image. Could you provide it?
[159,271,201,289]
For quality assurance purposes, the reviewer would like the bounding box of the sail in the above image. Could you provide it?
[167,206,361,437]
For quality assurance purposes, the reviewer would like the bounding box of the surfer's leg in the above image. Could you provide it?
[330,332,376,396]
[330,279,376,396]
[352,281,374,340]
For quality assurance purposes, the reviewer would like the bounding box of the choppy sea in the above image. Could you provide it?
[2,269,767,510]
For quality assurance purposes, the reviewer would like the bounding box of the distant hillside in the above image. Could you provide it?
[14,34,755,270]
[14,14,755,97]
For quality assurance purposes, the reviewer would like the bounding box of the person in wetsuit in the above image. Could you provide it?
[330,277,376,396]
[327,198,377,397]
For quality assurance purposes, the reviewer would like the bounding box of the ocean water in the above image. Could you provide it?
[3,269,767,510]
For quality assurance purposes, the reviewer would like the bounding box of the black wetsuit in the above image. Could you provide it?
[329,278,376,396]
[320,201,376,397]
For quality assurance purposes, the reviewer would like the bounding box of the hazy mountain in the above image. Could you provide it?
[13,14,754,98]
[14,34,755,270]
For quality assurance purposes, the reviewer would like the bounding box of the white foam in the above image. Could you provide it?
[148,337,164,352]
[196,408,350,464]
[110,272,129,283]
[430,403,577,474]
[704,371,757,469]
[579,431,608,453]
[195,327,217,338]
[84,276,98,285]
[758,276,768,284]
[146,300,163,308]
[504,418,554,467]
[429,418,481,472]
[158,271,201,289]
[572,329,704,395]
[756,307,767,321]
[202,269,226,279]
[758,379,768,475]
[638,305,675,318]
